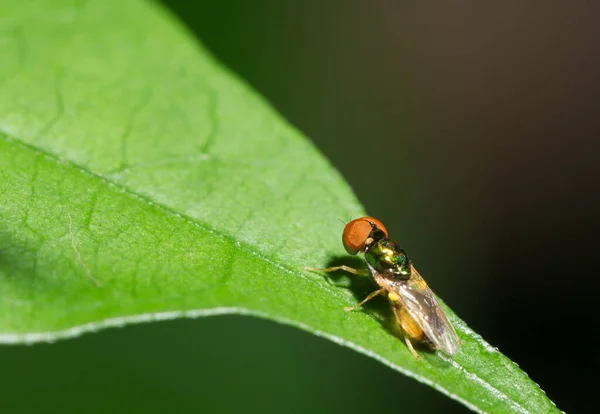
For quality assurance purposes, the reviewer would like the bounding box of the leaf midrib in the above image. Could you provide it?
[0,130,351,304]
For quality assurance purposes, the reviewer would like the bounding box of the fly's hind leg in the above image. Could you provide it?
[391,304,422,360]
[303,265,369,276]
[403,336,421,360]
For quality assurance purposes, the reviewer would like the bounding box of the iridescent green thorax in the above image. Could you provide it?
[365,238,411,278]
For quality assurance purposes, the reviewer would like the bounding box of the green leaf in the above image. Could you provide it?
[0,1,559,413]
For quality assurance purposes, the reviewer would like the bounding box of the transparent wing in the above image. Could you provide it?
[394,266,460,355]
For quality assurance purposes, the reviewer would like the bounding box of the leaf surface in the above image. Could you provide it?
[0,1,559,413]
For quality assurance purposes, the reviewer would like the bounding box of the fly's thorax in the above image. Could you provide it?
[364,238,411,279]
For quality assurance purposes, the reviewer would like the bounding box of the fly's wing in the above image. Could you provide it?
[394,266,460,355]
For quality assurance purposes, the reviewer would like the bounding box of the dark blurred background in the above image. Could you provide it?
[2,1,599,413]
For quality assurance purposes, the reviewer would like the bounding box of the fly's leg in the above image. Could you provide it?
[344,288,386,312]
[304,266,378,312]
[404,337,421,360]
[391,304,422,360]
[303,266,369,276]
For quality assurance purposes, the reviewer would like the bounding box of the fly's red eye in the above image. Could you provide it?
[342,217,388,254]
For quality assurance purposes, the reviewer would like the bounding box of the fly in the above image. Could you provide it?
[306,217,460,359]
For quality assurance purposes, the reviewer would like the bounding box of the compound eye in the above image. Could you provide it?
[342,217,388,255]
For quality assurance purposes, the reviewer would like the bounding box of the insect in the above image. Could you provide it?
[305,217,460,359]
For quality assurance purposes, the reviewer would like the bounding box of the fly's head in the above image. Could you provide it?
[342,217,388,255]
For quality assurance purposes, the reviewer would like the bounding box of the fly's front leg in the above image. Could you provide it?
[303,265,369,276]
